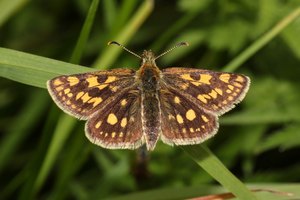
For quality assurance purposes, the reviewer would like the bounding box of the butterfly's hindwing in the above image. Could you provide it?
[47,69,136,119]
[85,89,144,149]
[162,68,250,115]
[159,85,218,145]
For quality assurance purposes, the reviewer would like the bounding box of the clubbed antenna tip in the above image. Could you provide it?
[107,41,120,46]
[107,41,141,59]
[178,42,189,46]
[155,42,189,60]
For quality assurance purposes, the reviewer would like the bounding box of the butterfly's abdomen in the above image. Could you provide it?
[140,67,161,150]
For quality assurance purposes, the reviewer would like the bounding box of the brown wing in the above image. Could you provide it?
[162,67,250,116]
[85,89,144,149]
[159,84,218,146]
[47,69,136,120]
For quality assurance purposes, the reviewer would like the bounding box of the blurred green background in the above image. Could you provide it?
[0,0,300,199]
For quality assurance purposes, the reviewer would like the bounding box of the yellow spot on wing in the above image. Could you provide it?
[228,96,234,101]
[174,96,181,104]
[199,74,212,84]
[81,93,91,103]
[186,109,196,121]
[105,76,117,83]
[112,132,116,138]
[64,88,70,94]
[119,132,124,138]
[88,97,103,107]
[67,93,73,97]
[219,74,230,83]
[190,128,194,133]
[180,74,194,81]
[191,81,201,86]
[121,118,127,128]
[107,113,118,125]
[97,84,108,90]
[53,79,63,86]
[228,85,234,90]
[201,115,209,122]
[226,89,232,93]
[67,76,79,86]
[212,104,219,110]
[236,75,244,82]
[121,99,127,106]
[95,121,102,128]
[209,90,218,99]
[234,82,243,88]
[86,76,99,87]
[76,92,84,100]
[197,95,207,103]
[55,86,64,91]
[176,114,184,124]
[203,94,211,99]
[109,85,119,92]
[215,88,223,95]
[180,83,189,90]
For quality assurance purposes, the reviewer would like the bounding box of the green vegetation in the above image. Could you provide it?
[0,0,300,199]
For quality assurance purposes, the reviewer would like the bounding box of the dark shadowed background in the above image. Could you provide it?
[0,0,300,199]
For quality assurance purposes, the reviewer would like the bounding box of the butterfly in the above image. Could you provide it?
[47,42,250,151]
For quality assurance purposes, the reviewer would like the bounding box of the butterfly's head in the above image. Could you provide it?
[141,50,156,65]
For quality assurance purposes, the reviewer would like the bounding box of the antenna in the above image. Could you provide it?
[155,42,189,60]
[108,41,141,59]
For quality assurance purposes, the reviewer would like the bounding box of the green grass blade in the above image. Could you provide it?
[103,0,117,30]
[33,0,100,194]
[182,145,258,200]
[50,129,90,200]
[0,48,93,88]
[93,0,154,68]
[33,115,76,193]
[70,0,100,64]
[224,6,300,72]
[0,0,29,26]
[18,106,63,200]
[110,0,138,36]
[0,90,49,172]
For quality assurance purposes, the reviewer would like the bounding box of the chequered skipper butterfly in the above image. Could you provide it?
[47,42,250,151]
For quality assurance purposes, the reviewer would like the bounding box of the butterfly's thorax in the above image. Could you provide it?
[136,50,162,151]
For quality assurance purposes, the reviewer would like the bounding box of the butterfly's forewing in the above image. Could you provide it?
[85,89,144,149]
[159,86,218,145]
[47,69,136,120]
[162,68,250,116]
